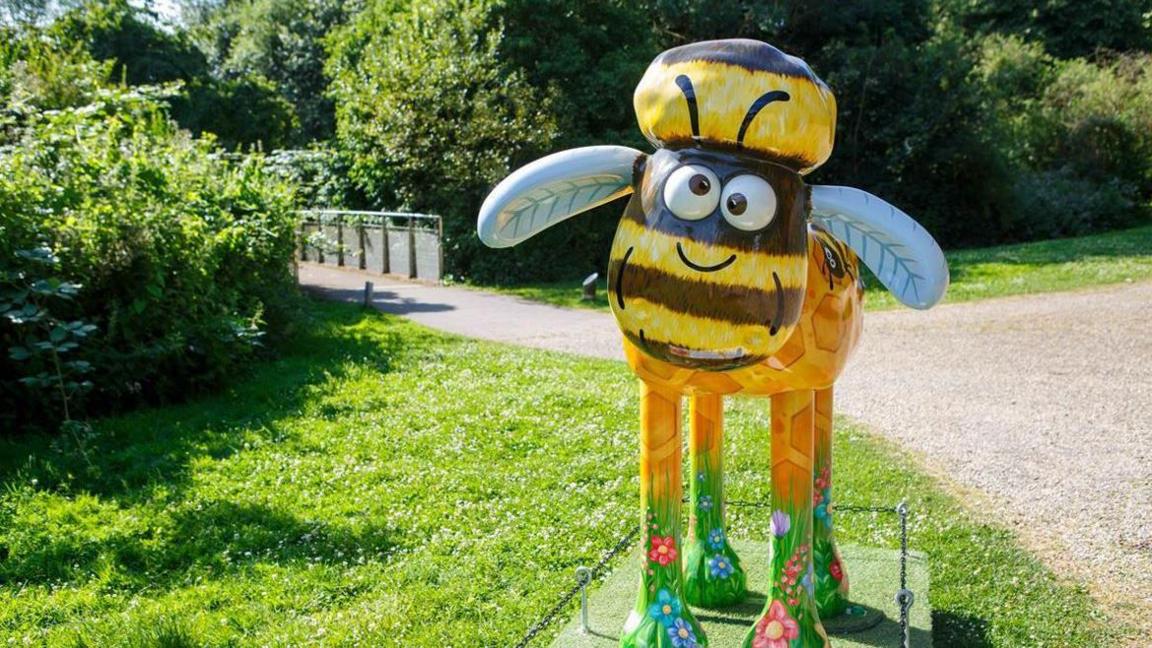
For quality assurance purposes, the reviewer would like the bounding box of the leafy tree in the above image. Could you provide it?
[940,0,1152,58]
[51,0,209,84]
[329,0,561,282]
[187,0,348,144]
[1,23,113,126]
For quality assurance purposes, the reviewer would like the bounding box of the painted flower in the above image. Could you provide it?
[770,510,791,538]
[753,600,800,648]
[814,489,832,528]
[709,554,734,579]
[648,535,678,566]
[697,471,706,482]
[697,495,713,512]
[667,618,698,648]
[829,558,844,582]
[802,564,815,596]
[647,588,681,627]
[707,527,725,550]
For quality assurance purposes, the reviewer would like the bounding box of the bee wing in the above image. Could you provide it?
[478,146,644,248]
[810,185,949,309]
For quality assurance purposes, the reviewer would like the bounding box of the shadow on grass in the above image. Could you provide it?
[0,300,421,588]
[2,500,395,587]
[1,302,404,497]
[932,610,992,648]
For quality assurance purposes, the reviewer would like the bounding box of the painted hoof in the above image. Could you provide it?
[621,588,708,648]
[684,539,748,609]
[742,599,829,648]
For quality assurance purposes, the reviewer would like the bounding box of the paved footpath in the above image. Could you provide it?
[300,262,1152,632]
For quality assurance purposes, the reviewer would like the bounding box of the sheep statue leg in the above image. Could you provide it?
[744,390,830,648]
[621,381,707,648]
[812,387,851,618]
[685,393,748,608]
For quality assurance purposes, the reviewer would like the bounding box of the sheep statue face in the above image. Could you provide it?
[607,146,810,370]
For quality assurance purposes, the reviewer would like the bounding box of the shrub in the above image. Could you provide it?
[1010,168,1140,239]
[328,0,563,283]
[0,87,299,433]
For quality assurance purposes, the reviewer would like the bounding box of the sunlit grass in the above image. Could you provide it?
[0,300,1123,646]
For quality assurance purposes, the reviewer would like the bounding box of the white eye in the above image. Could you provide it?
[721,175,777,231]
[663,165,720,221]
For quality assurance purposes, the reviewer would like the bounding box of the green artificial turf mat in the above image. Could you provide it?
[551,541,931,647]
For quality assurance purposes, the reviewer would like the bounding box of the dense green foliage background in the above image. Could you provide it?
[1,28,299,431]
[326,0,1152,283]
[2,0,1151,426]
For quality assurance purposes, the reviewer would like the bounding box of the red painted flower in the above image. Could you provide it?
[829,558,844,582]
[752,600,800,648]
[648,535,678,566]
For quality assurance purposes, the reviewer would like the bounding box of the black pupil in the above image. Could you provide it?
[689,174,710,196]
[726,193,747,215]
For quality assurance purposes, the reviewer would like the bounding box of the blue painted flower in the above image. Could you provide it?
[709,554,734,579]
[667,618,698,648]
[707,527,725,550]
[697,495,713,512]
[814,488,833,528]
[802,563,815,596]
[647,588,681,627]
[770,510,791,538]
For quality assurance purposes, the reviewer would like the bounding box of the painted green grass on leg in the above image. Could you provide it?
[0,300,1123,646]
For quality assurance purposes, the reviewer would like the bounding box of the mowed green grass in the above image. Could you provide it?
[480,224,1152,311]
[0,301,1120,646]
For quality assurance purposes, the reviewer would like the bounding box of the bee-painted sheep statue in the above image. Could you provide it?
[478,39,948,648]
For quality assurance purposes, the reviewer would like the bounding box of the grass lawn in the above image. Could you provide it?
[0,300,1122,646]
[477,224,1152,311]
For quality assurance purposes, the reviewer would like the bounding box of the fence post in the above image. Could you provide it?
[358,217,367,270]
[381,216,391,274]
[437,216,444,284]
[336,215,345,267]
[408,216,417,279]
[316,214,325,264]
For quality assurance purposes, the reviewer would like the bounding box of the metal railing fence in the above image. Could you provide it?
[297,209,443,282]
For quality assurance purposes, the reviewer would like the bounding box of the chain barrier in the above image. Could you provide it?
[513,525,641,648]
[515,500,915,648]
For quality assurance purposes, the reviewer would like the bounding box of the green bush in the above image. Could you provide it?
[0,87,300,433]
[328,0,564,283]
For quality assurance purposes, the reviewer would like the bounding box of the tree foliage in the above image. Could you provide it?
[0,87,299,432]
[328,0,563,282]
[187,0,347,144]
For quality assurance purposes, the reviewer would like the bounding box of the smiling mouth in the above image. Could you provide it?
[676,242,736,272]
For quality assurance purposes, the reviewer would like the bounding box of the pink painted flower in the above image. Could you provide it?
[753,600,800,648]
[648,535,678,566]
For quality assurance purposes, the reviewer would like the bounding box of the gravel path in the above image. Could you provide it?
[300,263,1152,630]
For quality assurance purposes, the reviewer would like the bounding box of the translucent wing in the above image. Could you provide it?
[478,146,644,248]
[810,185,949,309]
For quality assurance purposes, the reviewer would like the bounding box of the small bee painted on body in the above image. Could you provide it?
[477,39,949,648]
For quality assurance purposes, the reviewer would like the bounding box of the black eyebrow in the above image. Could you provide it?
[674,74,700,140]
[737,90,791,147]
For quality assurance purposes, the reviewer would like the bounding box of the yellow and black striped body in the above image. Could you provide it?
[619,225,864,396]
[607,148,810,370]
